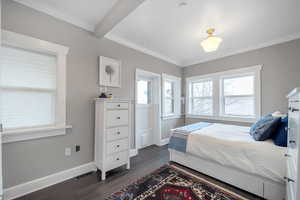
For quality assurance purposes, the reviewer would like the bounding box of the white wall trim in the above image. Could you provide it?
[3,162,97,200]
[186,65,262,81]
[2,30,69,55]
[185,115,256,123]
[1,30,71,143]
[2,125,72,144]
[162,115,183,120]
[129,149,138,157]
[12,0,95,32]
[159,138,170,146]
[105,34,180,66]
[181,32,300,67]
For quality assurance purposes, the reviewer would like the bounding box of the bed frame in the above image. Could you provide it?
[169,149,285,200]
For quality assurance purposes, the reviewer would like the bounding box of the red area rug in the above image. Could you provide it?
[106,164,249,200]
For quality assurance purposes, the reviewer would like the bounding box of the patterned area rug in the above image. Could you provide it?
[106,165,249,200]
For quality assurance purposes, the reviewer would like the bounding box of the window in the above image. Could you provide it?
[164,80,174,114]
[0,46,56,129]
[189,80,213,115]
[162,74,181,118]
[186,66,261,122]
[221,75,255,117]
[0,30,70,143]
[137,79,151,104]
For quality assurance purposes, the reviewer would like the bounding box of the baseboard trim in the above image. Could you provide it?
[3,162,97,200]
[159,138,170,146]
[130,149,138,157]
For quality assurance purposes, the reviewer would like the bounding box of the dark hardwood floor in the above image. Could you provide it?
[17,145,262,200]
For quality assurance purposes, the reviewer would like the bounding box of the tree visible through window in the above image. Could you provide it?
[190,80,213,115]
[164,80,175,115]
[222,75,255,116]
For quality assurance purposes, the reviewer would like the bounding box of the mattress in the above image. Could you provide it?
[186,123,287,183]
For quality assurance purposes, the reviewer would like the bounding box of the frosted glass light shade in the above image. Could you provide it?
[201,36,222,52]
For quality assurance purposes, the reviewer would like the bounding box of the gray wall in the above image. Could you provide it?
[183,39,300,125]
[161,118,185,139]
[2,0,182,188]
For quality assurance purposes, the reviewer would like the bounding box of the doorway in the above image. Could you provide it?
[135,69,161,151]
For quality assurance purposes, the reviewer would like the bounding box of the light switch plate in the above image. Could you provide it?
[65,147,71,156]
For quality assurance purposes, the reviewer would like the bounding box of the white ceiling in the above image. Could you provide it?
[14,0,119,31]
[14,0,300,67]
[107,0,300,66]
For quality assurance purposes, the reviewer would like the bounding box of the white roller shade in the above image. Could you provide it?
[0,45,57,129]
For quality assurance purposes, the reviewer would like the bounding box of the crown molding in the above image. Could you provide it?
[181,32,300,67]
[105,33,181,66]
[13,0,95,32]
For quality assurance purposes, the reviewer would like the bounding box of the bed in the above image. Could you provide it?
[168,123,286,200]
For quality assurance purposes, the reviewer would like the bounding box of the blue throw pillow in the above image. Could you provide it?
[250,114,281,141]
[273,116,288,147]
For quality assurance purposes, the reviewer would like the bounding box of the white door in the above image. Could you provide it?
[136,78,154,149]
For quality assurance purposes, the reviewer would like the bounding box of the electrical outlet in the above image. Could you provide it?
[65,147,71,156]
[75,145,80,152]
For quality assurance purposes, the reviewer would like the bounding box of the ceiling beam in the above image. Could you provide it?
[94,0,146,38]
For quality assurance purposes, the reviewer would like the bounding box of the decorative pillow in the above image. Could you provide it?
[273,116,288,147]
[250,114,281,141]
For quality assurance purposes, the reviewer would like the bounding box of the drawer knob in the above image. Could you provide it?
[284,177,295,183]
[117,117,121,119]
[117,104,121,107]
[117,132,121,135]
[116,145,120,148]
[116,158,120,161]
[284,154,291,157]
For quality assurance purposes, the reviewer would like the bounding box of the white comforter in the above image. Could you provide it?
[186,123,287,183]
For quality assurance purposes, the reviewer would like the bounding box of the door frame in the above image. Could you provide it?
[0,1,3,197]
[135,69,162,153]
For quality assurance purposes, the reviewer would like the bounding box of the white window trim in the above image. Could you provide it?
[186,65,262,123]
[162,73,182,120]
[1,30,71,143]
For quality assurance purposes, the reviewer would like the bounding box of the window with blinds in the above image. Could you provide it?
[0,45,57,130]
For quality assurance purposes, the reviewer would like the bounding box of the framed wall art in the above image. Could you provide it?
[99,56,121,88]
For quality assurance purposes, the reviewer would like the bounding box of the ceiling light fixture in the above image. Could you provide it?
[201,28,222,52]
[178,0,188,7]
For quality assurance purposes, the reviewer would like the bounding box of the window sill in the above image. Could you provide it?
[186,114,257,123]
[2,125,72,143]
[162,115,184,120]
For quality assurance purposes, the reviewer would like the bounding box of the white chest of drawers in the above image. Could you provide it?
[94,99,131,180]
[286,88,300,200]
